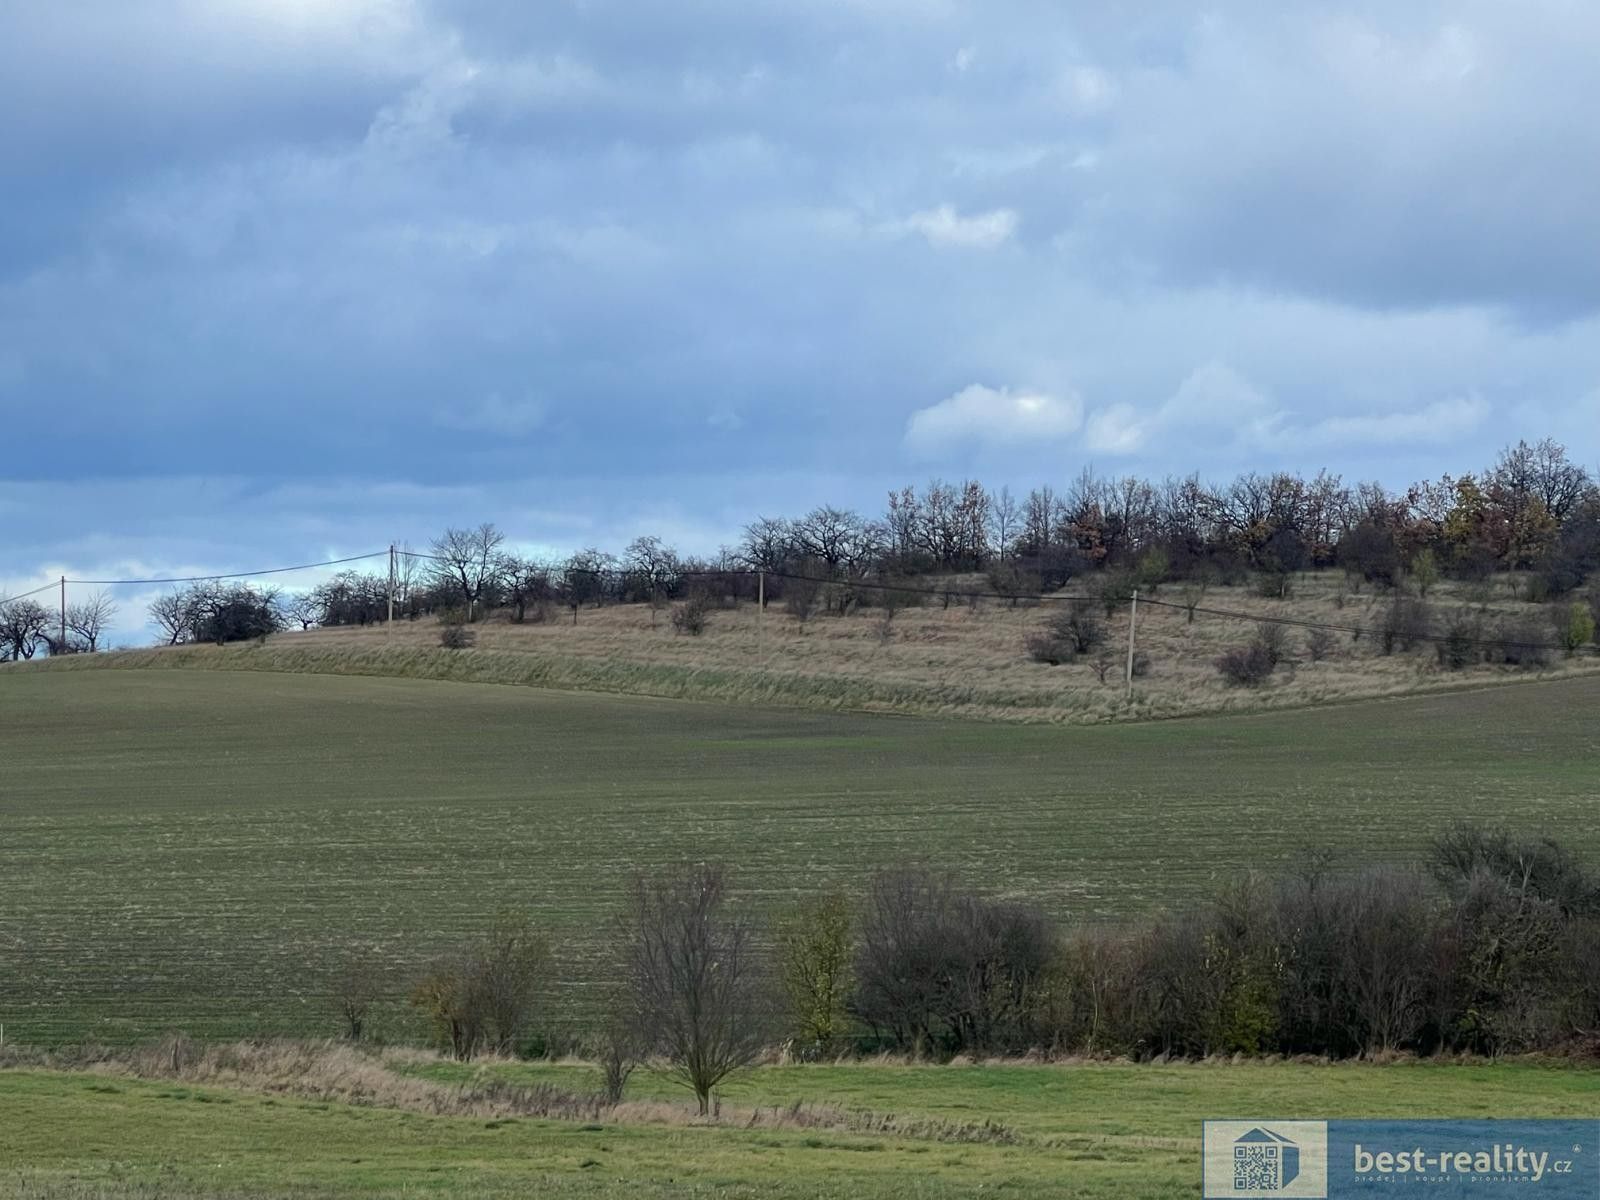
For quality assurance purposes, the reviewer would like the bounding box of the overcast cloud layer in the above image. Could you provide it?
[4,1,1600,632]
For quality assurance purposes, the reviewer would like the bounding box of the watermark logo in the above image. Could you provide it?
[1205,1120,1598,1197]
[1236,1126,1301,1191]
[1205,1121,1328,1197]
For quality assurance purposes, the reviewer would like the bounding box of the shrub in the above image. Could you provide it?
[670,595,711,636]
[1093,570,1135,618]
[333,957,382,1042]
[1055,601,1104,653]
[439,624,475,650]
[1410,548,1440,598]
[1253,571,1292,600]
[850,869,1056,1056]
[1305,627,1335,662]
[1489,614,1553,668]
[1379,598,1431,655]
[1025,631,1070,665]
[778,893,854,1057]
[1555,601,1595,656]
[1435,611,1480,670]
[1024,600,1103,664]
[409,912,549,1061]
[1217,642,1275,686]
[1216,623,1286,686]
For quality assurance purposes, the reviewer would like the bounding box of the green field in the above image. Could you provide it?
[5,1057,1597,1198]
[3,665,1598,1044]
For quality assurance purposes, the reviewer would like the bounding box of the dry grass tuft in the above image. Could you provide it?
[0,1038,1024,1145]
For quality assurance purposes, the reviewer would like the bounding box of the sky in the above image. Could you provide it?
[4,1,1600,640]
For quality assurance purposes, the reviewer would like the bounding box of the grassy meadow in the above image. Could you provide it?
[4,1052,1597,1198]
[2,664,1598,1044]
[48,569,1600,723]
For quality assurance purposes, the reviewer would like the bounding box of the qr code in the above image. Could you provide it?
[1234,1144,1281,1190]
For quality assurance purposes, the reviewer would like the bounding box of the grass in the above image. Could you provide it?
[4,1052,1596,1198]
[44,569,1600,724]
[3,666,1599,1044]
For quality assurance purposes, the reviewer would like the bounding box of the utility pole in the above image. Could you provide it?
[757,570,765,652]
[59,576,67,654]
[387,544,396,634]
[1125,588,1139,700]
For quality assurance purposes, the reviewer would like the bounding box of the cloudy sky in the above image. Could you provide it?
[4,1,1600,631]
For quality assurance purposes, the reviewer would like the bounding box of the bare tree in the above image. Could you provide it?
[333,956,383,1042]
[989,485,1021,561]
[429,524,506,620]
[149,591,195,645]
[409,911,548,1061]
[0,599,52,660]
[618,863,768,1114]
[63,591,116,651]
[282,592,321,632]
[592,986,643,1103]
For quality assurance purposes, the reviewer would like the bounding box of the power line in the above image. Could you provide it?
[0,581,58,606]
[6,543,1570,654]
[67,552,388,587]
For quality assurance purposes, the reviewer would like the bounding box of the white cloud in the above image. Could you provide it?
[1294,394,1490,448]
[434,393,546,436]
[904,383,1081,457]
[891,205,1018,249]
[1083,403,1144,453]
[1078,363,1487,457]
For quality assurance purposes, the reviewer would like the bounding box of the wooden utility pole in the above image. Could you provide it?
[1125,588,1139,700]
[387,544,396,634]
[757,570,765,652]
[59,576,67,653]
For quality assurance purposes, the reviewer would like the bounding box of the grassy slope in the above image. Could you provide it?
[4,1059,1595,1199]
[3,668,1599,1043]
[35,568,1600,724]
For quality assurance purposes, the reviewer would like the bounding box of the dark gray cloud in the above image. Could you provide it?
[3,0,1600,620]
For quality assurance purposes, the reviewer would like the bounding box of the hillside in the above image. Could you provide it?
[24,569,1600,723]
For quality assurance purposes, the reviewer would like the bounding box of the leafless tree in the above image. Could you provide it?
[591,986,643,1103]
[409,912,548,1061]
[282,592,321,632]
[617,863,768,1114]
[148,592,195,645]
[989,485,1020,561]
[500,556,555,624]
[333,956,383,1042]
[739,516,794,573]
[1,599,52,660]
[429,524,506,620]
[63,591,116,651]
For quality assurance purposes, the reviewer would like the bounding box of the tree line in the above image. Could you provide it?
[9,435,1593,656]
[327,824,1600,1115]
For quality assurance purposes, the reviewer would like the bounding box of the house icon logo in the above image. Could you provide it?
[1204,1120,1327,1198]
[1233,1126,1300,1191]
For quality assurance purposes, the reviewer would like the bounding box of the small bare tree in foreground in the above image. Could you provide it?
[618,863,767,1114]
[591,986,643,1103]
[334,956,383,1042]
[410,912,549,1061]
